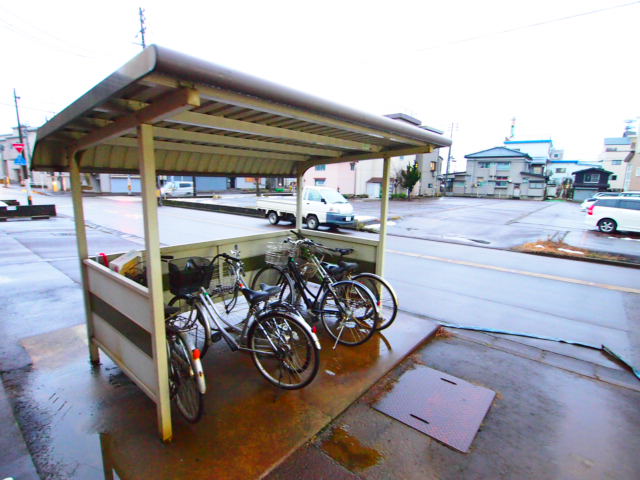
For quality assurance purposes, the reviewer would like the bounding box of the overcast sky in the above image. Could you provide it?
[1,0,638,169]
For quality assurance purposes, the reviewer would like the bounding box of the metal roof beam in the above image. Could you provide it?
[168,111,380,152]
[143,74,425,147]
[105,137,307,161]
[152,127,340,157]
[301,145,435,170]
[73,88,200,153]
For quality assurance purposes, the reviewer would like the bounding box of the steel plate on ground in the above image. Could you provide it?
[373,365,495,453]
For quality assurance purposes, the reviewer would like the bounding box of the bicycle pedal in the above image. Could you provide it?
[211,331,223,343]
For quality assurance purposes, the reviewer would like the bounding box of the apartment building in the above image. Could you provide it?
[598,136,635,191]
[461,146,546,199]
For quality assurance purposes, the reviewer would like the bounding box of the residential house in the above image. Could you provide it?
[303,113,443,198]
[571,167,612,201]
[548,159,599,195]
[627,139,640,191]
[462,147,547,199]
[503,139,560,175]
[598,136,634,191]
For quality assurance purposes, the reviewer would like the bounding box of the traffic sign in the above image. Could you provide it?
[12,143,25,154]
[14,154,26,166]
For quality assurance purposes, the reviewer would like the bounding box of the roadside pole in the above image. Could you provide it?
[13,89,32,205]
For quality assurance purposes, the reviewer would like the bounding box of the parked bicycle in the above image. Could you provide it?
[251,235,380,348]
[164,305,206,423]
[167,250,321,390]
[288,231,398,330]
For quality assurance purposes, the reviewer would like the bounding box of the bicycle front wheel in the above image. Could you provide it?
[319,280,379,346]
[352,273,398,330]
[251,265,295,305]
[248,311,320,390]
[169,295,212,358]
[168,334,204,423]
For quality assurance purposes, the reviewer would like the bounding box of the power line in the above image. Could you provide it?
[417,0,640,52]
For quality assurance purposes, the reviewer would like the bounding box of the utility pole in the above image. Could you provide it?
[138,7,147,49]
[13,89,32,205]
[444,122,455,194]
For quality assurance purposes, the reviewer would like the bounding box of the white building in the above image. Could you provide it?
[598,136,634,191]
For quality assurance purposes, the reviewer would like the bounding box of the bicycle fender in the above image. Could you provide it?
[177,331,207,394]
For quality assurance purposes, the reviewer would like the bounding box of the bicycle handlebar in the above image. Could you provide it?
[286,231,353,256]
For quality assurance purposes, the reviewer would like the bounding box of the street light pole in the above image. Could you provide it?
[444,122,455,194]
[13,89,33,205]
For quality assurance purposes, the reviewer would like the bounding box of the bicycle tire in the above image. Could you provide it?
[251,265,296,305]
[247,311,320,390]
[352,273,398,330]
[168,295,212,358]
[319,280,379,346]
[168,334,204,423]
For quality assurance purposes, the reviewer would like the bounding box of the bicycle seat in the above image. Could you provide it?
[260,283,283,297]
[241,287,273,305]
[322,261,358,276]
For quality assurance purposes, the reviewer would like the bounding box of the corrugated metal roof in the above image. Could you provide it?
[32,45,451,177]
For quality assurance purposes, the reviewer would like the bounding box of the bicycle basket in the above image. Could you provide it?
[168,257,213,296]
[264,242,296,267]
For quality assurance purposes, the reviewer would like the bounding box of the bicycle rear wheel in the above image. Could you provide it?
[248,311,319,389]
[352,273,398,330]
[319,280,378,346]
[168,334,204,423]
[168,296,212,357]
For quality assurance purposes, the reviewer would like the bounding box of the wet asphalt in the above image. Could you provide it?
[1,188,640,479]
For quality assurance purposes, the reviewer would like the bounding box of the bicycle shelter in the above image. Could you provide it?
[31,45,451,441]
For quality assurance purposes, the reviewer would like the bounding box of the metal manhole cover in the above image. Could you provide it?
[373,366,495,453]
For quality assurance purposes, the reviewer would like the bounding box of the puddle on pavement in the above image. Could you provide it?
[4,314,432,479]
[321,425,383,471]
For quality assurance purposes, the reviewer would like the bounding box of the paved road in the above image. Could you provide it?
[3,189,637,371]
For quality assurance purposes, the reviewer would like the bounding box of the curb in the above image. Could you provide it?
[512,249,640,269]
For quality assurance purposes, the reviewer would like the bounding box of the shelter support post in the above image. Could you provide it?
[376,156,391,276]
[69,152,100,363]
[137,124,172,442]
[296,169,303,231]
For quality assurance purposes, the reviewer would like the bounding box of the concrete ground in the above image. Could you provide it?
[1,191,640,479]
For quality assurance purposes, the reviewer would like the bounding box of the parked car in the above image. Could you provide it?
[579,192,620,211]
[585,197,640,233]
[161,181,194,197]
[257,186,355,229]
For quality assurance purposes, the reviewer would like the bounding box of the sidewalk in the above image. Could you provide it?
[1,205,640,479]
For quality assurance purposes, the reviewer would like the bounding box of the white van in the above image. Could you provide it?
[161,181,194,197]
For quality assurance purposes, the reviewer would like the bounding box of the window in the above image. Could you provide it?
[619,200,640,210]
[496,162,511,170]
[315,164,326,171]
[350,162,356,171]
[314,178,326,186]
[430,161,437,172]
[596,199,619,207]
[637,167,640,176]
[478,162,492,168]
[495,181,508,187]
[555,168,566,173]
[584,174,600,183]
[611,175,617,180]
[308,189,322,201]
[606,147,617,152]
[529,182,545,189]
[495,176,509,181]
[612,160,622,165]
